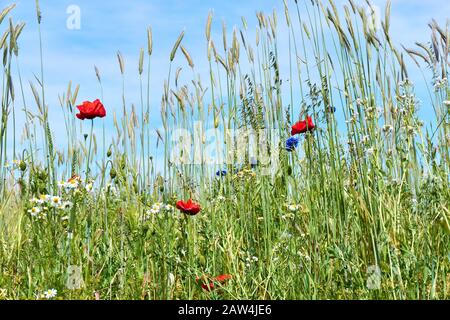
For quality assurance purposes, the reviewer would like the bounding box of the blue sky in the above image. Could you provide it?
[4,0,449,164]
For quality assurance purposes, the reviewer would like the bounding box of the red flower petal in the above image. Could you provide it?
[76,99,106,120]
[196,274,232,292]
[291,116,315,135]
[176,199,201,215]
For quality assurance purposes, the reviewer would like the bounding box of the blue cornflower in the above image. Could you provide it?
[285,137,299,152]
[216,170,227,177]
[327,106,336,113]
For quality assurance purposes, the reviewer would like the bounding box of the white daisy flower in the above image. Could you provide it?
[42,289,57,299]
[28,207,41,217]
[50,196,62,207]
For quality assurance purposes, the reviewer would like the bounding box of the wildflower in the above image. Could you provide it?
[291,116,315,135]
[287,204,299,212]
[176,199,201,216]
[196,274,232,292]
[444,100,450,107]
[285,137,299,152]
[76,99,106,120]
[50,196,62,208]
[85,183,94,193]
[216,170,227,177]
[28,207,41,217]
[42,289,57,299]
[327,106,336,113]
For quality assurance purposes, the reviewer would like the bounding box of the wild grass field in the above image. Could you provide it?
[0,0,449,300]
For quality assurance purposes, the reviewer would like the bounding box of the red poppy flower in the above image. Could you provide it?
[176,199,201,215]
[291,116,315,135]
[68,175,81,183]
[76,99,106,120]
[196,274,232,291]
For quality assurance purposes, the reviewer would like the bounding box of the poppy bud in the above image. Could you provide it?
[110,168,117,179]
[107,148,112,158]
[19,161,27,172]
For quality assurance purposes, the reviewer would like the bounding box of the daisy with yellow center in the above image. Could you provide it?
[28,207,41,217]
[50,196,62,207]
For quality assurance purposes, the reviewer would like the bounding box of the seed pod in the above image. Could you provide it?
[110,167,117,179]
[19,160,27,172]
